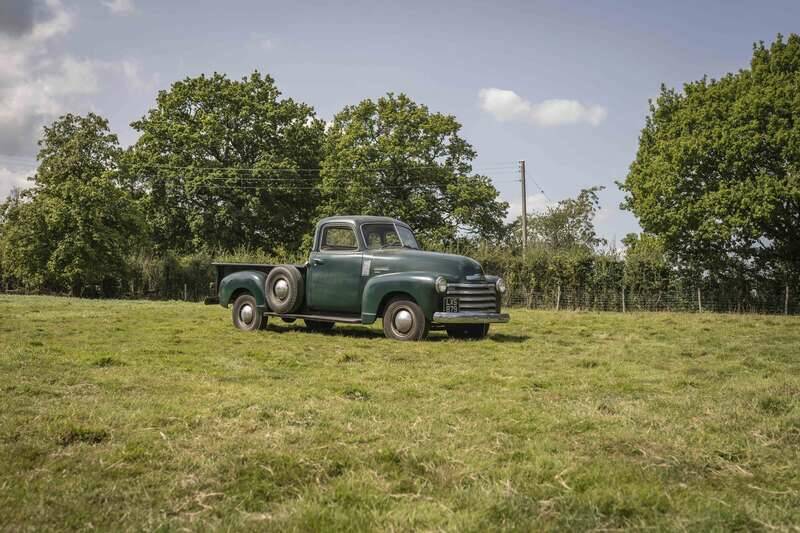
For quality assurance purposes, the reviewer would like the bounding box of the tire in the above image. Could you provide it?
[304,319,335,332]
[265,265,304,314]
[382,298,429,341]
[446,324,490,340]
[232,293,267,331]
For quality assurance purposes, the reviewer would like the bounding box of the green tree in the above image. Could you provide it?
[0,113,141,295]
[128,71,325,253]
[510,187,606,251]
[620,34,800,278]
[318,93,508,245]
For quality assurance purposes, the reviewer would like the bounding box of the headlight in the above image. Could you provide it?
[435,276,448,294]
[496,278,507,294]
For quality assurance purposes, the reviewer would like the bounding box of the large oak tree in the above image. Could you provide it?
[620,34,800,279]
[128,72,325,253]
[0,113,141,295]
[318,93,508,246]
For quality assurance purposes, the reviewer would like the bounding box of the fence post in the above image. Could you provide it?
[184,283,188,301]
[786,283,790,316]
[621,286,626,313]
[697,287,702,313]
[555,284,561,311]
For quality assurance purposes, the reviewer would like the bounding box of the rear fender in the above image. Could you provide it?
[361,271,438,324]
[219,270,268,308]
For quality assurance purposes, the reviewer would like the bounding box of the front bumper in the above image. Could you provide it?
[433,311,510,324]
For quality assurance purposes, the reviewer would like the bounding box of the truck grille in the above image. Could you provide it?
[446,282,498,311]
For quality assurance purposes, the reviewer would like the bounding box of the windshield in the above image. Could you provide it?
[362,223,420,250]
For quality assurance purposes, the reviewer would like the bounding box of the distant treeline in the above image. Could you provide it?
[3,242,796,315]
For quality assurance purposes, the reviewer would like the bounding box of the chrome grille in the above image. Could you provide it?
[446,282,498,311]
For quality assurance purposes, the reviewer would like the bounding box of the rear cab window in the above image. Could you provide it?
[320,225,359,251]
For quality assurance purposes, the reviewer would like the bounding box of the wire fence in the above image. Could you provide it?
[503,284,797,315]
[4,280,796,316]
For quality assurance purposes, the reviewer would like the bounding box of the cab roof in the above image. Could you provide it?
[316,215,407,227]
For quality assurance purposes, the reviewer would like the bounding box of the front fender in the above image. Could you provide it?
[218,271,267,308]
[361,271,438,324]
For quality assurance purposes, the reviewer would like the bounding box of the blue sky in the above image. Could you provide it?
[1,0,798,243]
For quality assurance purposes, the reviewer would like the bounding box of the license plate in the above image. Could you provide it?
[444,297,459,313]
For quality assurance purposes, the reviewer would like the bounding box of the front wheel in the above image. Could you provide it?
[232,294,267,331]
[382,298,429,341]
[446,324,490,340]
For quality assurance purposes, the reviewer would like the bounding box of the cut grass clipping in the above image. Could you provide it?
[1,295,799,531]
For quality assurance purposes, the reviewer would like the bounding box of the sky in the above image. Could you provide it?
[1,0,798,244]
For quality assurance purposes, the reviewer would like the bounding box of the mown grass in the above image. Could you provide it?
[1,295,799,531]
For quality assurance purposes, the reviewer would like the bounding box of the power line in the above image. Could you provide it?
[155,180,520,191]
[528,173,551,202]
[145,175,522,183]
[132,162,520,173]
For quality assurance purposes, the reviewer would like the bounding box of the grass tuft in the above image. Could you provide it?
[91,356,124,367]
[57,427,109,446]
[343,387,370,401]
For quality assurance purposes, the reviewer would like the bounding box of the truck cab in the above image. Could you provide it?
[207,216,509,340]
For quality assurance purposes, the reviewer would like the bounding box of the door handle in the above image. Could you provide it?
[312,258,325,265]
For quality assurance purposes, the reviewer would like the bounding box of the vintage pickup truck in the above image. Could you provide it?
[205,216,509,340]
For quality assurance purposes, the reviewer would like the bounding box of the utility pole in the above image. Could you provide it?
[519,160,527,253]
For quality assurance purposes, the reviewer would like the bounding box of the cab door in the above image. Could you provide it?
[308,224,363,313]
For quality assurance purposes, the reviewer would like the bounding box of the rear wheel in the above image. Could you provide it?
[304,319,335,332]
[232,294,267,331]
[382,298,429,341]
[446,324,490,340]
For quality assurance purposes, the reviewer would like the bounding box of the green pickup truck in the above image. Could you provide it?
[205,216,509,340]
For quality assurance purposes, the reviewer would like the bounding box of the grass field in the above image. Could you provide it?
[1,295,799,531]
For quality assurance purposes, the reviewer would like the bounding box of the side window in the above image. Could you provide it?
[321,226,358,251]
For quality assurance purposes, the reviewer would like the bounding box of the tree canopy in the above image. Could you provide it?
[620,34,800,278]
[0,113,141,295]
[509,187,606,251]
[317,93,508,246]
[128,71,325,253]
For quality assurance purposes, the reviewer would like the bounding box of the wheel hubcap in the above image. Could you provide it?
[394,309,413,334]
[274,279,289,300]
[240,304,254,324]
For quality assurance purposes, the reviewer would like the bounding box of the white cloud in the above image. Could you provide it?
[0,0,155,158]
[505,192,556,222]
[117,59,159,93]
[0,0,83,155]
[0,165,35,198]
[32,0,73,40]
[103,0,135,15]
[595,206,612,223]
[249,33,275,51]
[479,88,607,127]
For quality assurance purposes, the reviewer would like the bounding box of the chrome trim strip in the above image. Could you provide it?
[433,312,510,324]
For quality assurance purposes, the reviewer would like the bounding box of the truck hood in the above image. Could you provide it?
[367,248,485,281]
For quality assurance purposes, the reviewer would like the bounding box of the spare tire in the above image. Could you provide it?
[265,265,304,313]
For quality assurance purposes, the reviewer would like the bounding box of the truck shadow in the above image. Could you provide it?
[488,333,529,343]
[265,324,528,343]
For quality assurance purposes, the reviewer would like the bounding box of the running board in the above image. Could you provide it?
[264,311,363,324]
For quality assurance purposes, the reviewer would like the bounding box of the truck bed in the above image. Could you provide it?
[204,262,307,305]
